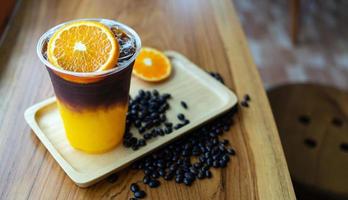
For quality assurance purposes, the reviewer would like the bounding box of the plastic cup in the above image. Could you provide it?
[36,19,141,153]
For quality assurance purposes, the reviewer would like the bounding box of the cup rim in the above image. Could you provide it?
[36,18,141,77]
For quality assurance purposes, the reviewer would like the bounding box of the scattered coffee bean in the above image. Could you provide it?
[244,94,251,101]
[107,173,118,183]
[175,176,183,183]
[240,100,249,107]
[130,183,140,192]
[209,72,224,84]
[180,101,188,109]
[227,148,236,155]
[134,190,146,199]
[143,175,150,184]
[177,113,186,121]
[148,179,160,188]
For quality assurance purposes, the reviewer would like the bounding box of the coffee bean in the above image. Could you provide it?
[132,145,139,151]
[107,173,118,183]
[148,179,160,188]
[138,139,146,147]
[222,154,230,162]
[177,113,186,121]
[143,175,150,184]
[153,89,159,97]
[165,122,173,127]
[244,94,251,101]
[183,177,193,186]
[130,183,139,192]
[197,171,204,179]
[180,101,188,109]
[174,124,183,130]
[241,100,249,107]
[175,176,183,183]
[134,190,146,198]
[213,160,219,168]
[205,170,212,178]
[227,148,236,155]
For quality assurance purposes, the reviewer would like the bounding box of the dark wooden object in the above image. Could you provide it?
[269,84,348,199]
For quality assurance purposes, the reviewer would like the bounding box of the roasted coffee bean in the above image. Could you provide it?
[138,139,146,147]
[222,154,230,162]
[197,172,204,179]
[193,162,202,168]
[138,127,146,133]
[144,169,152,175]
[143,175,150,184]
[183,119,190,125]
[219,160,227,168]
[164,127,173,134]
[213,160,220,168]
[175,176,183,183]
[134,190,146,198]
[107,173,118,183]
[180,101,188,109]
[158,169,165,177]
[205,170,212,178]
[241,100,249,107]
[143,133,152,140]
[174,124,183,130]
[177,113,186,121]
[164,173,174,180]
[221,139,229,145]
[164,122,173,127]
[227,148,236,155]
[153,89,159,97]
[148,179,160,188]
[162,93,171,99]
[244,94,251,101]
[130,183,139,192]
[132,145,139,151]
[183,177,193,186]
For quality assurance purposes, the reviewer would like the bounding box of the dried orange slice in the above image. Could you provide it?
[47,21,119,72]
[133,47,172,82]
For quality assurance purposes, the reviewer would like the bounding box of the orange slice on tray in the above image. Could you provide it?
[47,21,119,73]
[133,47,172,82]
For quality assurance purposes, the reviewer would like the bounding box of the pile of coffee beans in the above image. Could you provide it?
[122,72,238,199]
[122,89,190,151]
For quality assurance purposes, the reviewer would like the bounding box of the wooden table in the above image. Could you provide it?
[0,0,296,199]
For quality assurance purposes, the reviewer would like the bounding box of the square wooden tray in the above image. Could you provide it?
[24,51,237,187]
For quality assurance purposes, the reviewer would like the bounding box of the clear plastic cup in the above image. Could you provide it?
[37,19,141,153]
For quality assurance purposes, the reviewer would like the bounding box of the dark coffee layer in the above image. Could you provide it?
[48,63,133,110]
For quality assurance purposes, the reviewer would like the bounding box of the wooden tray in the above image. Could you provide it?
[24,51,237,187]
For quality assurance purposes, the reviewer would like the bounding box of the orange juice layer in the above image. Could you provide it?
[57,100,128,153]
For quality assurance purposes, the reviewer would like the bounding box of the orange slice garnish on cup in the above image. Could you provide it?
[47,21,119,82]
[133,47,172,82]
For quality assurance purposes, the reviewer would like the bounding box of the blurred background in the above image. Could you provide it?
[235,0,348,90]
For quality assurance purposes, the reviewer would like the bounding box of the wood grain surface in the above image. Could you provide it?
[0,0,295,199]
